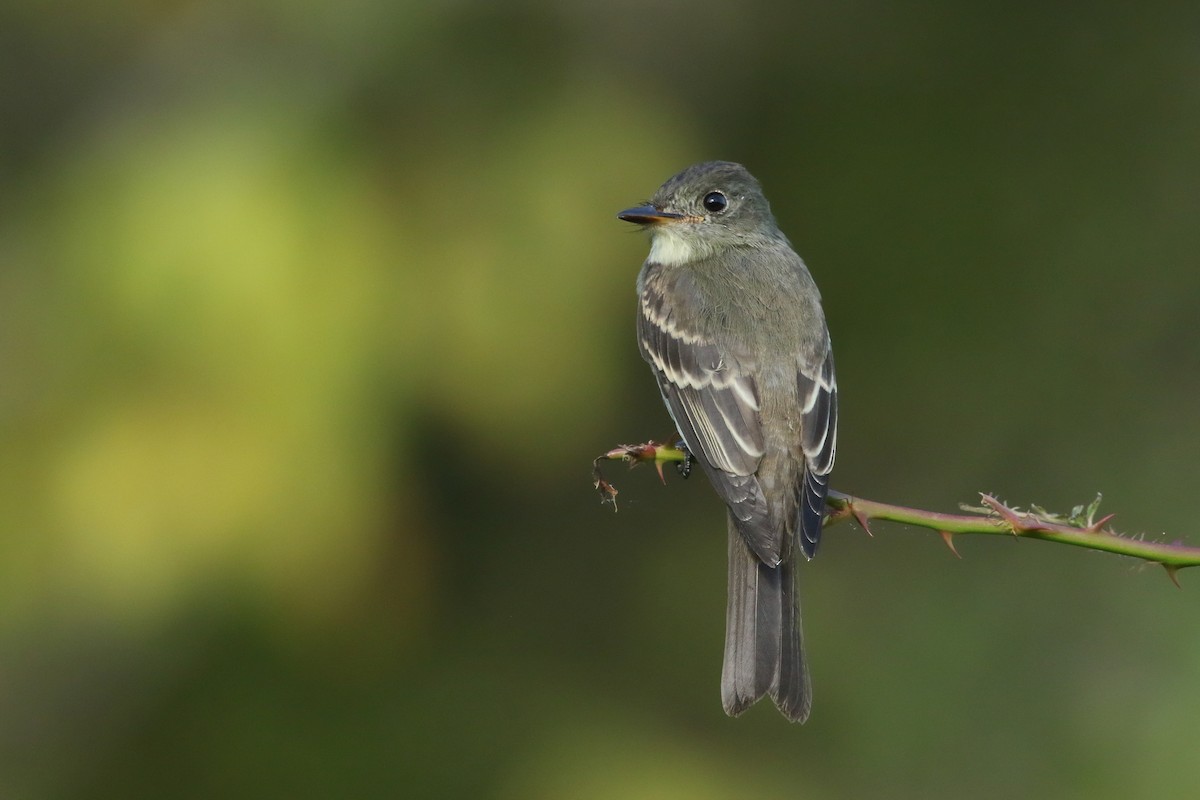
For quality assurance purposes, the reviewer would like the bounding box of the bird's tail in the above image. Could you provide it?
[720,514,811,722]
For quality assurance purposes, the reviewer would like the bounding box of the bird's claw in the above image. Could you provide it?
[674,441,694,479]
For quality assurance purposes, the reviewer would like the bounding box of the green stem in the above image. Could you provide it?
[825,490,1200,570]
[594,441,1200,578]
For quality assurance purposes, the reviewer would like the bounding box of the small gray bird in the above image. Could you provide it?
[618,161,837,723]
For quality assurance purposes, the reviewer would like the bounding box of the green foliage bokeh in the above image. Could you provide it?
[3,2,1200,798]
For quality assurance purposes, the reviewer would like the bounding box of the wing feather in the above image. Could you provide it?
[638,277,781,563]
[796,346,837,558]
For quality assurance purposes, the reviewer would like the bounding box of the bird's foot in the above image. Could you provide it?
[674,440,694,479]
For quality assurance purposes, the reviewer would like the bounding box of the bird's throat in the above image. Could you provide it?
[648,227,707,266]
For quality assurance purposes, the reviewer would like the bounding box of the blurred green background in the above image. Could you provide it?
[4,1,1200,798]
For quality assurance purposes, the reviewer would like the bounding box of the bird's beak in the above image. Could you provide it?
[617,205,685,225]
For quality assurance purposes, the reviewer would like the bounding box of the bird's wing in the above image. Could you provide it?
[638,278,780,565]
[795,344,837,559]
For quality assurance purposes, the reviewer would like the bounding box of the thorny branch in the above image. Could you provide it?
[593,440,1200,585]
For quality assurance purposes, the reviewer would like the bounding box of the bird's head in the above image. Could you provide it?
[618,161,782,266]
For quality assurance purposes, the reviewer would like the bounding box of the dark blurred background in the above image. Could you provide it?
[3,2,1200,798]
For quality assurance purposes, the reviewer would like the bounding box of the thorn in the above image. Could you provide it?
[940,531,962,559]
[979,494,1020,534]
[654,458,666,484]
[851,505,874,537]
[1164,564,1182,589]
[980,493,1049,535]
[1086,513,1116,533]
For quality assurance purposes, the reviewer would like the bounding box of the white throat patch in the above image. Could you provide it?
[648,226,708,266]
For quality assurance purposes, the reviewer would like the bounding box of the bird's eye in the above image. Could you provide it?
[702,191,728,214]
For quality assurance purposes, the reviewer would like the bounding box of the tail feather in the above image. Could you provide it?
[721,516,811,722]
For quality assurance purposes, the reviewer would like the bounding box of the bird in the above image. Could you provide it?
[618,161,837,722]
